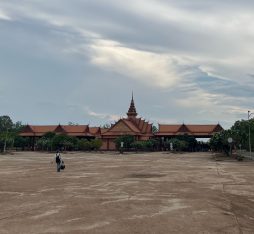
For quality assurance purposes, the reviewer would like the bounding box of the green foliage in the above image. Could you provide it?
[90,139,103,150]
[114,135,135,150]
[36,132,56,151]
[0,116,25,152]
[209,131,230,155]
[78,139,91,150]
[43,132,56,139]
[131,139,156,151]
[230,119,254,150]
[152,125,158,133]
[77,138,103,151]
[0,115,13,132]
[209,119,254,155]
[164,135,197,152]
[23,129,103,152]
[14,136,29,149]
[52,134,75,151]
[165,138,188,151]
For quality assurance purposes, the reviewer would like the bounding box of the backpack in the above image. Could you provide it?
[60,160,65,170]
[56,155,61,164]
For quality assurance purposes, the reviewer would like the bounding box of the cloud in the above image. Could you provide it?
[0,9,11,21]
[85,107,120,122]
[0,0,253,129]
[89,39,188,88]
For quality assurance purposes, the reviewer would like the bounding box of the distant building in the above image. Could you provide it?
[155,123,223,139]
[19,94,223,150]
[100,94,153,150]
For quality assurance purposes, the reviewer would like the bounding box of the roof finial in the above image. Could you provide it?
[127,92,137,118]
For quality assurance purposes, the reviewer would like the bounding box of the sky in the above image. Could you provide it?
[0,0,254,129]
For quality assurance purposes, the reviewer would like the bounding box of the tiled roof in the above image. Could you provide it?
[157,124,223,135]
[30,125,57,133]
[101,128,109,134]
[122,119,141,133]
[187,125,217,133]
[62,125,88,133]
[89,127,100,135]
[159,125,181,133]
[20,124,92,137]
[102,131,138,136]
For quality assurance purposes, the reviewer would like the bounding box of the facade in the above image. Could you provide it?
[19,94,224,150]
[19,124,97,149]
[155,124,223,139]
[100,94,153,150]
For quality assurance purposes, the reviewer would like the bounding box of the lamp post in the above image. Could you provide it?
[248,111,253,158]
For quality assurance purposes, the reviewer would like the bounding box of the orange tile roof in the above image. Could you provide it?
[89,127,100,135]
[157,124,223,135]
[20,124,92,137]
[62,125,88,133]
[102,131,138,136]
[30,125,58,133]
[159,125,181,132]
[101,128,109,134]
[122,119,141,133]
[187,125,217,133]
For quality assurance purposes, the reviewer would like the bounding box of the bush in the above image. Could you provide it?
[114,135,135,151]
[131,141,146,150]
[78,138,103,151]
[165,138,189,151]
[78,139,91,151]
[90,139,103,150]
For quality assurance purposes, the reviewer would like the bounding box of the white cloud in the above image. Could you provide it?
[0,9,11,21]
[85,107,119,122]
[0,0,253,127]
[89,39,187,88]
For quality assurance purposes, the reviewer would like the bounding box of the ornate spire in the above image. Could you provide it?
[127,92,138,118]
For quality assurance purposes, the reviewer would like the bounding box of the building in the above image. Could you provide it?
[155,124,223,139]
[19,94,223,150]
[100,94,153,150]
[19,124,98,149]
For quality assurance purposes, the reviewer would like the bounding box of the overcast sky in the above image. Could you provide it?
[0,1,254,128]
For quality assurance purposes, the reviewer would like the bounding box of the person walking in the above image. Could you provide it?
[55,150,62,172]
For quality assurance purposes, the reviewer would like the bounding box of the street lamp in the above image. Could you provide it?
[248,111,253,158]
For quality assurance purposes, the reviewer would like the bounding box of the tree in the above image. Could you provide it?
[209,130,232,155]
[230,119,254,150]
[36,132,56,151]
[90,139,103,150]
[114,135,135,151]
[209,118,254,156]
[0,115,13,132]
[78,139,91,151]
[52,134,74,151]
[0,116,14,152]
[13,136,29,150]
[152,125,158,133]
[166,138,188,151]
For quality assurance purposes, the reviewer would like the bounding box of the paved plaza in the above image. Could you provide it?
[0,151,254,233]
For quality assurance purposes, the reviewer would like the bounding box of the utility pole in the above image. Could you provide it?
[248,111,253,158]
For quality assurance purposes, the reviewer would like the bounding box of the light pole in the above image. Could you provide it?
[248,111,253,158]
